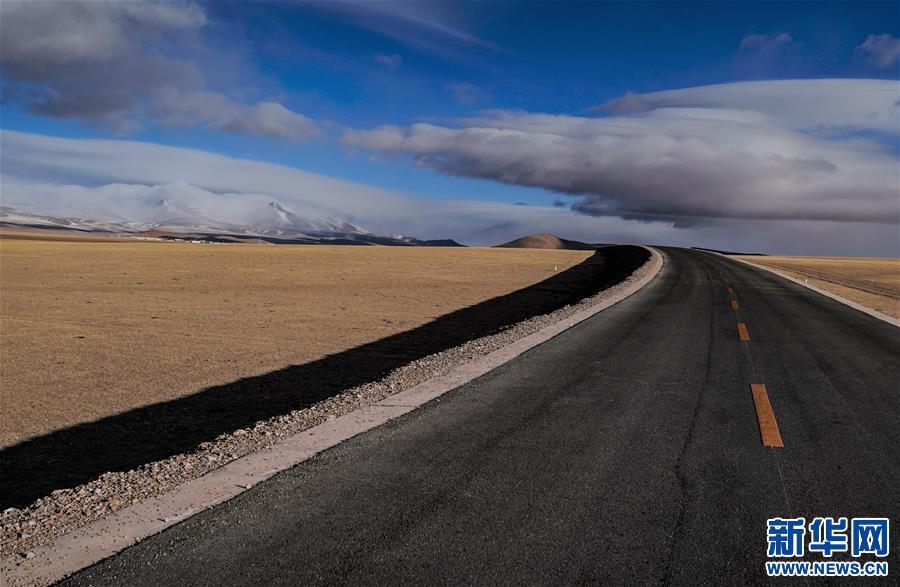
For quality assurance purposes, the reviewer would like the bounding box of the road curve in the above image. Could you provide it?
[64,247,900,585]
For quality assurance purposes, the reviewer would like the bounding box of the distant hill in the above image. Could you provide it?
[496,233,602,250]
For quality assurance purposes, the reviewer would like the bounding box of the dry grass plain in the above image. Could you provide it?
[0,232,591,448]
[736,255,900,319]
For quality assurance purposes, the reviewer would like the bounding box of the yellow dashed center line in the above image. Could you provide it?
[718,272,783,448]
[750,384,784,447]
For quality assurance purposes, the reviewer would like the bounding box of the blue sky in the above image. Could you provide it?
[1,1,898,253]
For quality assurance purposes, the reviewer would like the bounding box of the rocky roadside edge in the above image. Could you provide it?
[1,247,662,559]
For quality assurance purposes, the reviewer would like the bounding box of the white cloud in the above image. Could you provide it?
[3,129,898,255]
[220,102,320,141]
[595,79,898,132]
[0,0,318,141]
[0,129,697,244]
[1,131,397,221]
[857,34,900,69]
[2,130,686,245]
[341,79,899,230]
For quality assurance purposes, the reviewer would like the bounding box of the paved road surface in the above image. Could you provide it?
[66,248,900,585]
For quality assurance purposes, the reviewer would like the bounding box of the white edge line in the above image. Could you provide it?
[721,254,899,328]
[0,247,664,587]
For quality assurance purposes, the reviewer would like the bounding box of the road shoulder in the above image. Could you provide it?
[723,255,899,328]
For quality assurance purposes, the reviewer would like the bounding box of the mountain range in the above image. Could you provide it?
[0,203,461,247]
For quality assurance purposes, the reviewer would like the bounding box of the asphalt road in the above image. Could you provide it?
[65,248,900,585]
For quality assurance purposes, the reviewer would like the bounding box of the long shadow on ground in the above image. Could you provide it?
[0,246,649,510]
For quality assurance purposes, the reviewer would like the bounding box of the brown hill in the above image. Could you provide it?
[496,233,600,250]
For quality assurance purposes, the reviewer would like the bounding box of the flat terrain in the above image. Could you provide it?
[63,249,900,584]
[736,255,899,318]
[0,232,590,449]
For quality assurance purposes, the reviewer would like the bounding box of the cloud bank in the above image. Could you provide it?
[341,80,899,232]
[1,130,682,246]
[0,1,318,140]
[3,130,898,256]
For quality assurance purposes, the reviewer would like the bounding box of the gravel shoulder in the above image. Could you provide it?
[734,255,899,319]
[1,246,658,561]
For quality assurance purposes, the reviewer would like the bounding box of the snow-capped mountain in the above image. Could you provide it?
[0,205,461,247]
[1,181,365,236]
[0,208,137,233]
[0,180,462,245]
[144,198,215,227]
[263,202,368,237]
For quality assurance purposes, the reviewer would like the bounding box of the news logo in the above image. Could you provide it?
[765,517,889,577]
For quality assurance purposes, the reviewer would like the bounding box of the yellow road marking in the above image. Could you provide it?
[737,322,750,341]
[731,300,739,310]
[750,384,784,447]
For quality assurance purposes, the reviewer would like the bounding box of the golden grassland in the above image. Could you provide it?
[0,232,590,447]
[736,255,900,319]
